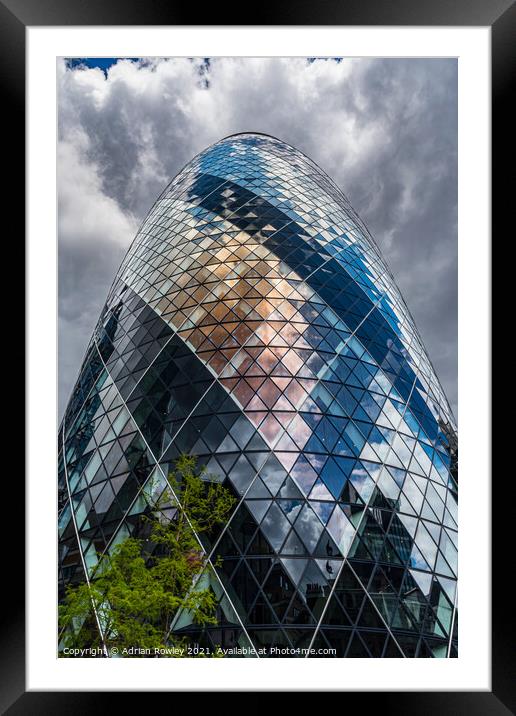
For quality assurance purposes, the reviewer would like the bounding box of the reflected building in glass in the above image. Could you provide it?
[59,133,458,658]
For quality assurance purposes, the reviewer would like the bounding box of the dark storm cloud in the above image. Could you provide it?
[58,57,457,419]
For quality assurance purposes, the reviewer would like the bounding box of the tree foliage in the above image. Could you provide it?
[59,455,236,657]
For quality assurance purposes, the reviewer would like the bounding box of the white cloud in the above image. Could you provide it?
[58,137,138,248]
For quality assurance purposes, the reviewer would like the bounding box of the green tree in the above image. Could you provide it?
[59,454,236,657]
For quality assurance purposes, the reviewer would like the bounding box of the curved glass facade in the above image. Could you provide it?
[59,132,458,658]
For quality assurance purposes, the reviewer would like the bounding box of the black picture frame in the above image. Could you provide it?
[7,0,510,710]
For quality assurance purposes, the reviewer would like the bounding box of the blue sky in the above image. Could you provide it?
[65,58,138,74]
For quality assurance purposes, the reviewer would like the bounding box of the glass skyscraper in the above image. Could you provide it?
[59,132,458,658]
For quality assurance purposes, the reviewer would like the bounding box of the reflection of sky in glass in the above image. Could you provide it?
[59,133,458,659]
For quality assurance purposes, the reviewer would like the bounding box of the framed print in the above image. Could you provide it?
[6,0,510,708]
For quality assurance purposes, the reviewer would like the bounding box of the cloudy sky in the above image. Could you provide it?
[58,57,457,420]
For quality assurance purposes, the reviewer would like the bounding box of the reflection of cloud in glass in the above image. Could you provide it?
[261,502,291,551]
[414,522,438,569]
[327,506,354,555]
[294,504,324,553]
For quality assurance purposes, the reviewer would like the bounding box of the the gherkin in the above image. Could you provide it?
[58,132,458,658]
